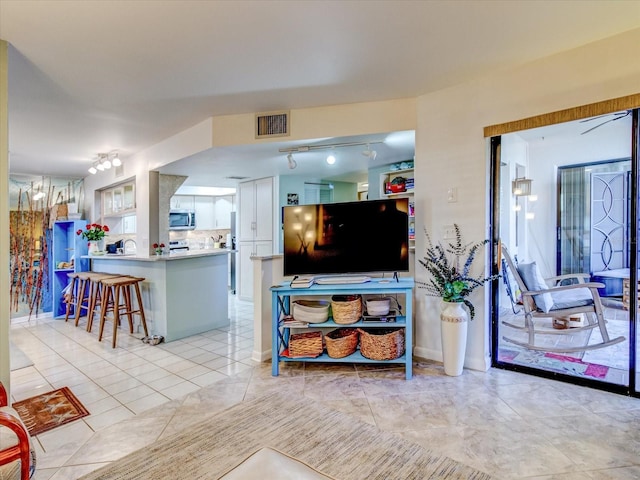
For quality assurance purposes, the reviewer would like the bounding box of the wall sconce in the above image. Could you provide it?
[512,177,532,196]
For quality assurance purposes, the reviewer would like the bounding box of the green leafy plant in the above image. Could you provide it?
[418,224,498,319]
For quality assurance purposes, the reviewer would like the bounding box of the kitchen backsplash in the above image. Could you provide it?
[170,229,231,249]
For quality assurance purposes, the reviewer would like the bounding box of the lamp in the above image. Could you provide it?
[278,139,383,166]
[326,153,336,165]
[88,164,98,174]
[287,153,297,169]
[111,152,121,167]
[512,177,532,196]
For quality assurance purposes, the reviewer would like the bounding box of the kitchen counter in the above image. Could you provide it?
[89,251,230,342]
[82,248,234,261]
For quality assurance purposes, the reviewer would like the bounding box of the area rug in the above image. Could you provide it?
[499,347,609,378]
[12,387,90,436]
[10,341,34,371]
[78,393,493,480]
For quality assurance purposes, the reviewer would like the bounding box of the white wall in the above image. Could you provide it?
[414,27,640,371]
[524,125,633,277]
[0,40,9,389]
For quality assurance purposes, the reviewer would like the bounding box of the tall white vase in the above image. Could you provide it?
[440,301,468,376]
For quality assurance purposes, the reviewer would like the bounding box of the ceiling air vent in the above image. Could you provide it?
[255,110,290,139]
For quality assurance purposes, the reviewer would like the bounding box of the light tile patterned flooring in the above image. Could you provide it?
[8,295,640,480]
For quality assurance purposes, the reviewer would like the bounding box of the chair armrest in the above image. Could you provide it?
[0,383,7,407]
[0,409,31,480]
[521,282,605,296]
[545,273,590,284]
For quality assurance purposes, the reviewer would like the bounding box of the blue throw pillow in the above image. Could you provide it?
[517,262,554,313]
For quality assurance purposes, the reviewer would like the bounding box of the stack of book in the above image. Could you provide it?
[290,276,315,288]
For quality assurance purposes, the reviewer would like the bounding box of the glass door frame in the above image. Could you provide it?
[489,108,640,397]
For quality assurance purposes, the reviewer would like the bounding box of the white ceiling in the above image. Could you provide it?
[1,0,639,185]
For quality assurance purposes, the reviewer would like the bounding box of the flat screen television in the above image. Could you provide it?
[282,198,410,276]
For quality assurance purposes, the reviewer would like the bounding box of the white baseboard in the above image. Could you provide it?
[412,345,490,372]
[252,349,272,363]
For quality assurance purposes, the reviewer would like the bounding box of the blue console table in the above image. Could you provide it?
[271,278,414,379]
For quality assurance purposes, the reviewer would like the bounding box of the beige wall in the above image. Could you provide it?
[414,27,640,370]
[0,40,9,389]
[211,98,417,147]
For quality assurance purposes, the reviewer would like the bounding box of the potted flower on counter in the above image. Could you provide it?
[77,223,109,255]
[153,243,165,255]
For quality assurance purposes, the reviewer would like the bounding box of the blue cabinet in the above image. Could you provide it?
[51,220,89,318]
[271,278,414,379]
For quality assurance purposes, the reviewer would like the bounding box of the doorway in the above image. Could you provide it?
[491,108,639,395]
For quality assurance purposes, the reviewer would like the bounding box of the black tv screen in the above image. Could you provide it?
[283,198,410,276]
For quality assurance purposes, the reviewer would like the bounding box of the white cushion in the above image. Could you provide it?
[517,262,553,313]
[0,406,36,479]
[220,447,333,480]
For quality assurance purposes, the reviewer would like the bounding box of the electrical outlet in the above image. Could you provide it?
[443,224,456,239]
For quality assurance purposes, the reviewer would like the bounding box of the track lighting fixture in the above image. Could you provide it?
[278,139,383,167]
[287,153,297,169]
[88,151,123,175]
[362,143,377,160]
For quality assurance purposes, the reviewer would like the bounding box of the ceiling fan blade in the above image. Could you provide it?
[579,110,629,123]
[581,118,616,135]
[580,110,631,135]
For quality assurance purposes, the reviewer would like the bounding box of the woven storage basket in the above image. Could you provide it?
[357,328,405,360]
[288,331,323,358]
[331,294,363,324]
[325,328,359,358]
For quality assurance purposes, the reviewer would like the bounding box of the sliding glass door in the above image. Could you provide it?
[492,109,638,394]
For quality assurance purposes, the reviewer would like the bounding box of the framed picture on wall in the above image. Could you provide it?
[287,193,299,205]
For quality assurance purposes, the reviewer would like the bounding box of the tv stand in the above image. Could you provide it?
[270,278,415,379]
[315,275,371,285]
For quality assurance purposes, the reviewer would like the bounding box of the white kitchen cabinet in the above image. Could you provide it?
[170,195,195,210]
[194,196,215,230]
[102,180,136,217]
[239,178,273,242]
[122,214,136,234]
[214,195,234,229]
[238,178,274,300]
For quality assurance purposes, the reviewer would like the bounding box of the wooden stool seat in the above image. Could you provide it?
[98,276,149,348]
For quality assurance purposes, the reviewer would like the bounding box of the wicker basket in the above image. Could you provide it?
[331,294,363,324]
[288,331,323,358]
[357,328,405,360]
[325,328,359,358]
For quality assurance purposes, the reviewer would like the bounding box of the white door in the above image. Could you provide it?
[254,178,273,241]
[238,182,256,242]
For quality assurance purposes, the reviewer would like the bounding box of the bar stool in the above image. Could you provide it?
[98,276,149,348]
[83,273,121,332]
[63,272,81,322]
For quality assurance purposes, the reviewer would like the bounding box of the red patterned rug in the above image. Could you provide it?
[12,387,90,435]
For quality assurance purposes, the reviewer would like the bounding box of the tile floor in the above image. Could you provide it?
[8,295,640,480]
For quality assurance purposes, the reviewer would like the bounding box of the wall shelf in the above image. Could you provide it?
[51,220,89,318]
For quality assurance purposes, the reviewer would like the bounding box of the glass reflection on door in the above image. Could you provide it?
[495,114,633,388]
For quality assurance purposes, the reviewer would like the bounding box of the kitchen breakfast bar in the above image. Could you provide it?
[86,250,230,342]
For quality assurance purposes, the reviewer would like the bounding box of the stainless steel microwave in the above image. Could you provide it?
[169,210,196,230]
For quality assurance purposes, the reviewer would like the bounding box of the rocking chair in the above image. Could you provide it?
[501,245,625,353]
